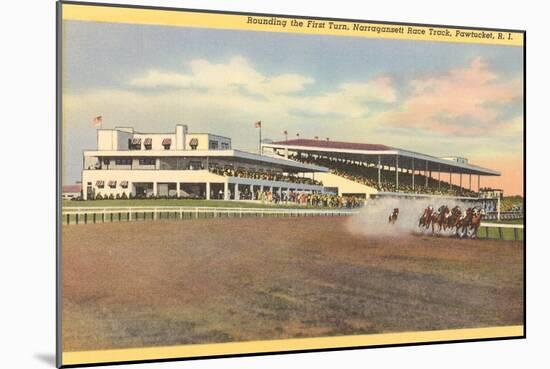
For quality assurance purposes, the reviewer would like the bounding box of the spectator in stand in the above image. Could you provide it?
[289,154,476,197]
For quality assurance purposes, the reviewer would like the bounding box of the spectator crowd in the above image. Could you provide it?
[209,166,323,186]
[292,155,477,197]
[256,190,364,208]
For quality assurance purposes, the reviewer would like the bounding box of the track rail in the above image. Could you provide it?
[61,206,360,225]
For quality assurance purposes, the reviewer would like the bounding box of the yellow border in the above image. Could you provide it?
[63,325,523,365]
[62,4,523,46]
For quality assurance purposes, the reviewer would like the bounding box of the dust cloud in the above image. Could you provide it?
[346,197,477,238]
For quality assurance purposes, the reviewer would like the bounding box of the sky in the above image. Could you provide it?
[62,20,524,195]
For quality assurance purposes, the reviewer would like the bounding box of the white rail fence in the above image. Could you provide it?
[61,206,360,225]
[485,211,524,221]
[478,222,524,241]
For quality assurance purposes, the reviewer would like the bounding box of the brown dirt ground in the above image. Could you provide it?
[62,217,524,351]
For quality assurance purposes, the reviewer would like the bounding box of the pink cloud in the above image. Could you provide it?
[381,57,522,135]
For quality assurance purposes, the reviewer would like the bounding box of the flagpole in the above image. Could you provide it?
[259,123,262,155]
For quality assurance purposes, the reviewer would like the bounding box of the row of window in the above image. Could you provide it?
[102,158,156,166]
[95,180,128,189]
[128,138,171,150]
[209,140,231,150]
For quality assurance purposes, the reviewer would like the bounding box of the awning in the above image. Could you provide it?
[143,138,152,145]
[162,138,172,145]
[132,138,142,145]
[96,180,104,187]
[108,180,117,187]
[120,181,128,188]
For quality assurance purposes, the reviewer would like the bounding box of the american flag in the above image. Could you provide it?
[91,115,103,127]
[254,121,261,128]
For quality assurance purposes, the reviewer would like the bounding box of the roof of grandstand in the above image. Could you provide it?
[272,139,393,152]
[263,139,500,176]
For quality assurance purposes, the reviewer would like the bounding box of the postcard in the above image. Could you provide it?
[57,1,525,367]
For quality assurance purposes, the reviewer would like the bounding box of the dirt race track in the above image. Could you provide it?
[62,216,524,351]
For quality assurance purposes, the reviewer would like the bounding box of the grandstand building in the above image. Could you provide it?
[262,139,500,199]
[81,125,328,200]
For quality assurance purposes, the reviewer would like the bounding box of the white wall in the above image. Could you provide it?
[312,172,378,197]
[82,169,226,199]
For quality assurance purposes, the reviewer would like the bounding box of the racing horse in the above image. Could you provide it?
[455,207,473,238]
[418,205,434,229]
[431,205,450,235]
[388,208,399,224]
[468,207,486,238]
[455,207,485,238]
[447,206,463,234]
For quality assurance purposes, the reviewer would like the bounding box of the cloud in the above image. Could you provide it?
[65,55,399,133]
[374,57,522,135]
[130,56,315,97]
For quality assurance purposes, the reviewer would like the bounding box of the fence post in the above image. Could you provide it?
[514,228,518,241]
[195,207,199,219]
[498,227,503,240]
[485,227,489,239]
[76,213,79,225]
[93,213,96,224]
[66,214,70,225]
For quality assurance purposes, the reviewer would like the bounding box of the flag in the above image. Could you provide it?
[283,130,288,135]
[254,121,261,128]
[91,115,103,127]
[296,133,300,137]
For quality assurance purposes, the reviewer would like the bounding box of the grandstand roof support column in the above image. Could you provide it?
[412,158,415,190]
[438,164,441,191]
[425,160,429,187]
[449,169,453,191]
[460,173,462,189]
[377,155,381,188]
[478,175,481,193]
[395,155,399,190]
[469,174,472,190]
